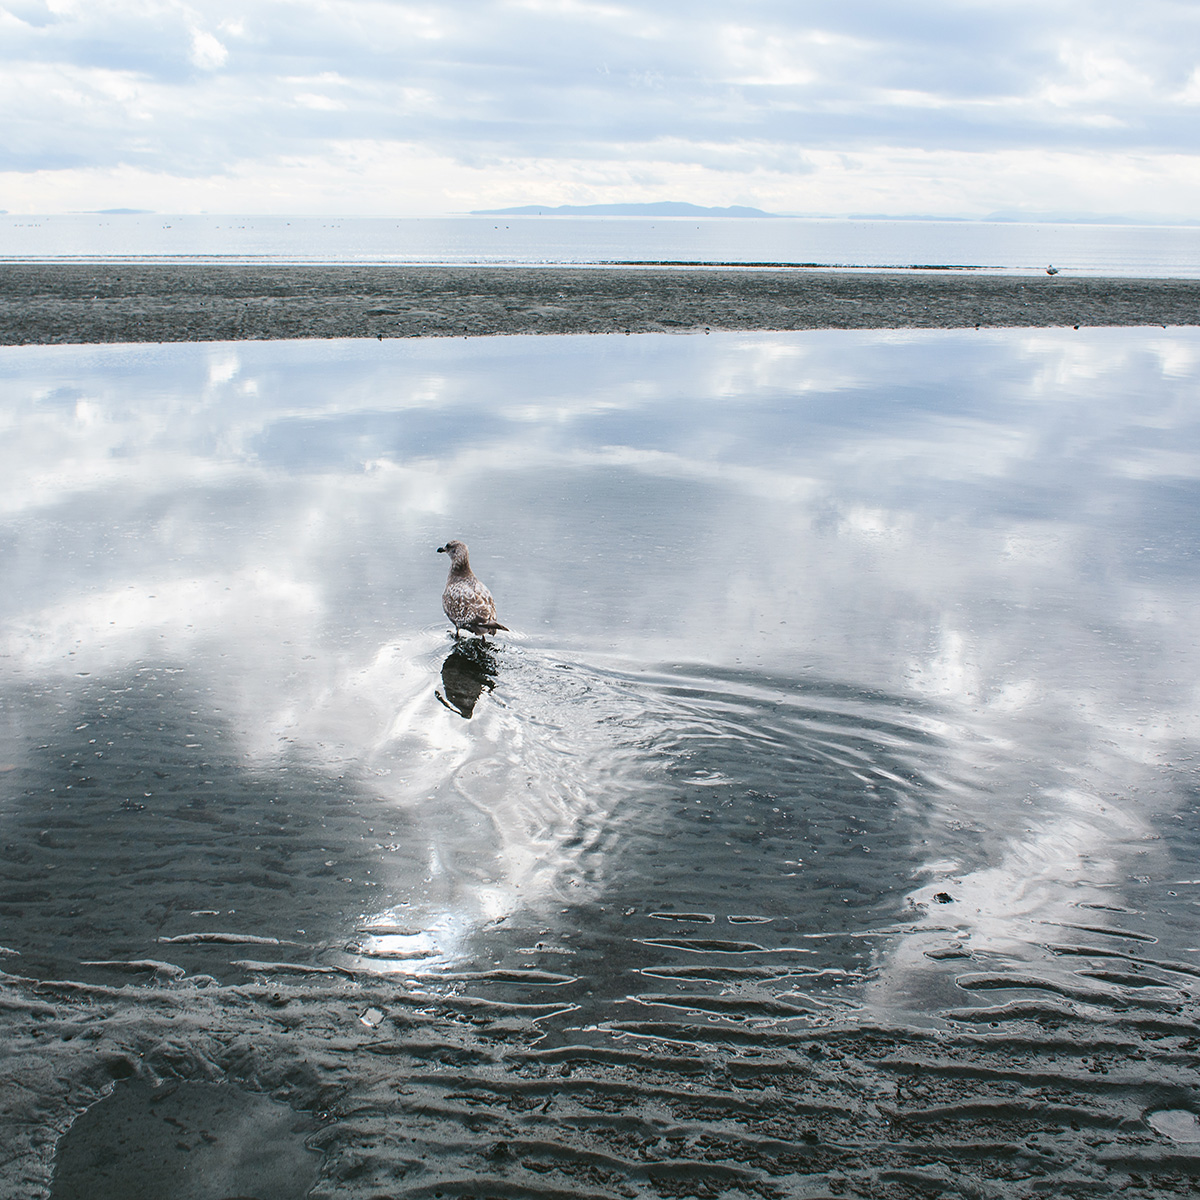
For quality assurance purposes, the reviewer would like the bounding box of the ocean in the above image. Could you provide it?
[3,212,1200,276]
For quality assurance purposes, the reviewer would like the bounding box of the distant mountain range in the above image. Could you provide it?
[471,202,778,218]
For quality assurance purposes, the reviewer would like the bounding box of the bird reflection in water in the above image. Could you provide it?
[436,639,500,718]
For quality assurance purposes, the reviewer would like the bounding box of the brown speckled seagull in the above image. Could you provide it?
[437,540,509,640]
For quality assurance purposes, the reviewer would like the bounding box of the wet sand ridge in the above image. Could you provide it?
[1,263,1198,344]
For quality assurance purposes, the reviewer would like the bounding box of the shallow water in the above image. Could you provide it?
[3,330,1200,1194]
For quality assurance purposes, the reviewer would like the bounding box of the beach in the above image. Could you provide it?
[2,263,1198,344]
[5,280,1200,1200]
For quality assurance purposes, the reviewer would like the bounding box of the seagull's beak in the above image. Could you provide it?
[437,545,446,554]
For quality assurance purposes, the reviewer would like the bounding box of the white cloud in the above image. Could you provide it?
[1038,42,1156,108]
[3,137,1200,219]
[1,1,1199,215]
[189,28,228,70]
[294,91,345,110]
[1177,66,1200,105]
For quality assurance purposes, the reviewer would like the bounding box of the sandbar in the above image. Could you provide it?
[1,263,1197,344]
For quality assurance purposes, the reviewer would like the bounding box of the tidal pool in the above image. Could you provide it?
[3,329,1199,1197]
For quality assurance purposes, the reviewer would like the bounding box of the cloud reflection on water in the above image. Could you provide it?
[1,330,1198,1012]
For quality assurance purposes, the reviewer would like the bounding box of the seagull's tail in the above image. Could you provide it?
[475,621,509,633]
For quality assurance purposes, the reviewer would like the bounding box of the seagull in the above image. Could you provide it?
[437,540,509,640]
[1046,265,1059,275]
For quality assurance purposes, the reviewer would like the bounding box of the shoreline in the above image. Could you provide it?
[2,263,1198,345]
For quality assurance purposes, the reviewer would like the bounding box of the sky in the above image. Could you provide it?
[2,0,1200,218]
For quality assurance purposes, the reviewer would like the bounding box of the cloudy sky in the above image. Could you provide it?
[2,0,1200,218]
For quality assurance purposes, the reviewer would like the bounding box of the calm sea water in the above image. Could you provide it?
[3,213,1200,276]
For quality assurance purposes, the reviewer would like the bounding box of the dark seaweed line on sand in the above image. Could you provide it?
[599,259,997,270]
[1,264,1198,345]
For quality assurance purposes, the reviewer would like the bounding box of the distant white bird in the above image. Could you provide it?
[1046,265,1059,275]
[437,540,509,639]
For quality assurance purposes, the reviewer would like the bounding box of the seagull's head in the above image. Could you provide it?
[437,540,469,567]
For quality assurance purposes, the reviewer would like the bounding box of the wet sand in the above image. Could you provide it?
[1,263,1198,344]
[6,966,1200,1199]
